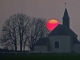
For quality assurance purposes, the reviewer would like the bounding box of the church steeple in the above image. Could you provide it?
[62,3,70,28]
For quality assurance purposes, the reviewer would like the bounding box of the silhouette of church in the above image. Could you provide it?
[32,8,80,53]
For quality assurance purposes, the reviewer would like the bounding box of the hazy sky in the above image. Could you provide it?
[0,0,80,39]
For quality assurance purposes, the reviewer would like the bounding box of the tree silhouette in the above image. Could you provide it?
[1,13,48,51]
[28,18,48,50]
[1,13,30,51]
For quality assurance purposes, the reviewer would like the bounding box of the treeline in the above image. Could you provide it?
[0,13,49,51]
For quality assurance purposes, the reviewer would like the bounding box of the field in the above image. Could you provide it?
[0,53,80,60]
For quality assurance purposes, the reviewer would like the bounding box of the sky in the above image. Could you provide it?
[0,0,80,39]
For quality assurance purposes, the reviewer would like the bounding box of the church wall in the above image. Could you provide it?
[73,44,80,53]
[70,37,75,52]
[34,46,48,52]
[49,36,71,53]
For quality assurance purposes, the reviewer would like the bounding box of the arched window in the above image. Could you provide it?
[55,41,59,48]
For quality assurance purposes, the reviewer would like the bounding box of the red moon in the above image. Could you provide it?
[46,19,60,31]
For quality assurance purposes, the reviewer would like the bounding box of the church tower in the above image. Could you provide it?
[62,4,70,28]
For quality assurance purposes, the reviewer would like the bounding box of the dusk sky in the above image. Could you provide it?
[0,0,80,39]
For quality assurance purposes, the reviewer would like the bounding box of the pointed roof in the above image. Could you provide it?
[63,8,70,19]
[72,37,80,44]
[48,24,77,37]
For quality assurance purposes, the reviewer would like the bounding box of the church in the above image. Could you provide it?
[32,8,80,53]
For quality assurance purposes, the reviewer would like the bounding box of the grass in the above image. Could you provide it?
[0,53,80,60]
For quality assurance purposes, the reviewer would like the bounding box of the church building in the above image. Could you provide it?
[32,8,80,53]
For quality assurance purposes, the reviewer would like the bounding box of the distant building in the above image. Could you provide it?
[33,8,80,53]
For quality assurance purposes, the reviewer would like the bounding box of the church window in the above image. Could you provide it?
[55,41,59,48]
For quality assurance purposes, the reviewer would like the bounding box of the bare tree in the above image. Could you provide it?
[1,13,30,51]
[28,18,48,50]
[22,18,48,50]
[1,13,48,51]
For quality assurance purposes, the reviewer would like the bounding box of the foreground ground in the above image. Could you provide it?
[0,53,80,60]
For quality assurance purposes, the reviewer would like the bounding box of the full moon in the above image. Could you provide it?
[46,19,60,31]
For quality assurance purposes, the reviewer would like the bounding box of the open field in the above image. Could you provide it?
[0,53,80,60]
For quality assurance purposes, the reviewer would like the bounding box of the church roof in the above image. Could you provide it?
[63,8,70,19]
[48,24,77,37]
[34,38,49,46]
[72,37,80,44]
